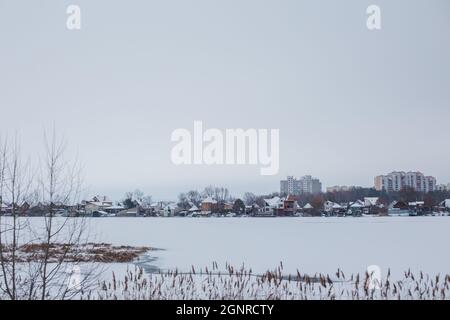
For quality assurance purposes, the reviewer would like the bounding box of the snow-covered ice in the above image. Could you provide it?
[79,216,450,279]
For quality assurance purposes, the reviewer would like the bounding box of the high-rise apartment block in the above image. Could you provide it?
[374,171,436,193]
[280,175,322,195]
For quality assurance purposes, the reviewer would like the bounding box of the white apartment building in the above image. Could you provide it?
[374,171,436,193]
[280,175,322,195]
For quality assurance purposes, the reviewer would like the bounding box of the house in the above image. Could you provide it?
[104,204,125,214]
[299,203,315,216]
[259,197,283,216]
[364,197,379,207]
[18,201,30,214]
[200,197,218,213]
[117,208,139,217]
[161,203,178,217]
[27,202,48,216]
[408,201,429,216]
[188,204,200,212]
[438,199,450,211]
[348,200,365,216]
[324,201,343,215]
[0,203,8,215]
[84,195,113,214]
[388,201,411,216]
[245,204,259,216]
[363,197,385,215]
[174,204,200,217]
[223,202,234,212]
[282,195,298,216]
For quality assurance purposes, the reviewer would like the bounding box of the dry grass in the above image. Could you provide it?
[0,243,151,263]
[93,263,450,300]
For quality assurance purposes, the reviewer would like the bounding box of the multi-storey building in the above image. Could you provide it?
[280,175,322,195]
[374,171,436,193]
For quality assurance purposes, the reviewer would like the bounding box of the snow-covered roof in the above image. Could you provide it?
[264,197,281,207]
[164,203,178,210]
[350,200,364,208]
[303,203,313,209]
[332,203,342,209]
[87,201,110,207]
[285,195,297,202]
[189,204,199,211]
[105,205,125,210]
[364,197,379,206]
[388,201,398,209]
[441,199,450,208]
[201,197,217,204]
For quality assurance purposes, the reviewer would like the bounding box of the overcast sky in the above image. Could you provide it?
[1,0,449,200]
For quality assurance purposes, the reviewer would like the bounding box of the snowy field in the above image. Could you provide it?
[3,216,450,299]
[77,216,450,280]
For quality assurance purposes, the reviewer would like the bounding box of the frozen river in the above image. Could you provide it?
[84,216,450,278]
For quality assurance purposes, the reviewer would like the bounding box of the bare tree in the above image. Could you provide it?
[243,192,257,206]
[202,185,215,198]
[214,187,230,204]
[0,130,99,300]
[0,135,33,299]
[133,189,144,202]
[35,128,96,300]
[141,195,152,208]
[186,190,201,206]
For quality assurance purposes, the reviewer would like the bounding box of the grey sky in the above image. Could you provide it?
[1,0,449,200]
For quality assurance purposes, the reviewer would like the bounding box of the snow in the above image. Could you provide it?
[444,199,450,208]
[263,197,281,207]
[364,197,379,206]
[350,200,364,208]
[201,197,217,204]
[79,216,450,280]
[6,216,450,282]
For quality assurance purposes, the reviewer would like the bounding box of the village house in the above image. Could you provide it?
[259,197,283,216]
[0,203,8,215]
[348,200,365,216]
[84,195,113,215]
[282,195,298,216]
[200,197,218,214]
[103,204,125,215]
[438,199,450,212]
[324,201,344,216]
[388,201,411,216]
[363,197,385,215]
[160,202,178,217]
[245,204,259,216]
[117,207,139,217]
[300,203,315,216]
